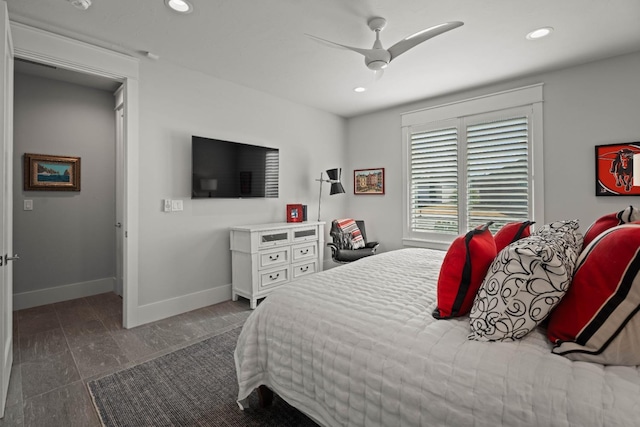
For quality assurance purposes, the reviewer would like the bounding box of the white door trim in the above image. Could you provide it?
[0,1,13,417]
[10,21,141,327]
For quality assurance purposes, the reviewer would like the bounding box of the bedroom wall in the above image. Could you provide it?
[12,73,117,307]
[345,51,640,251]
[135,59,347,315]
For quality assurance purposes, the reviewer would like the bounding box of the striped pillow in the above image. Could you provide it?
[493,221,535,252]
[433,222,496,319]
[582,205,640,249]
[334,219,365,249]
[547,223,640,365]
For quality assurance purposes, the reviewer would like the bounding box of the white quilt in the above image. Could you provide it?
[234,248,640,427]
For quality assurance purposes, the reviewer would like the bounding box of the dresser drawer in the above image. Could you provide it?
[291,242,317,262]
[258,247,290,270]
[258,230,290,248]
[292,226,319,242]
[292,260,317,280]
[260,267,289,289]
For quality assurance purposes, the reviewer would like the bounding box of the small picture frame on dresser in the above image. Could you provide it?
[286,204,304,222]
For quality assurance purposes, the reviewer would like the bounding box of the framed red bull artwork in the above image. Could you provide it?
[595,143,640,196]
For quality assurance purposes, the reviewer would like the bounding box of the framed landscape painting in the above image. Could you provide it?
[354,168,385,195]
[24,153,81,191]
[595,143,640,196]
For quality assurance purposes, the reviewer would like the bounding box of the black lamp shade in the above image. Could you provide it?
[326,168,345,195]
[326,168,340,181]
[330,182,345,195]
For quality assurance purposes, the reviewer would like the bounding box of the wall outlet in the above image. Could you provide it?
[163,199,172,212]
[171,200,183,212]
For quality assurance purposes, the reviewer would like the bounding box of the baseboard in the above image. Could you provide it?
[136,285,232,326]
[13,277,116,310]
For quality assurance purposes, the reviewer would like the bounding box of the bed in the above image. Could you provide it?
[234,247,640,427]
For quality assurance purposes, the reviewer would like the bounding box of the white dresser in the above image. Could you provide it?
[230,221,325,308]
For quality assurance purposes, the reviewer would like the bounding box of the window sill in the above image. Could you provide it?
[402,238,450,251]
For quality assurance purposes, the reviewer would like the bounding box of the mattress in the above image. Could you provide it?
[234,248,640,427]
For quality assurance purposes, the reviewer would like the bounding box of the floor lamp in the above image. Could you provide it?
[316,168,345,221]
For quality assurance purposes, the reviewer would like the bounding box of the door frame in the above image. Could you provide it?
[0,1,13,417]
[10,22,141,327]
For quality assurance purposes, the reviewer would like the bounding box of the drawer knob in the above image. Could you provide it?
[269,273,280,280]
[300,266,309,272]
[300,249,309,255]
[269,254,279,261]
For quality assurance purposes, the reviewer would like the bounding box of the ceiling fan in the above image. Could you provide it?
[306,17,463,79]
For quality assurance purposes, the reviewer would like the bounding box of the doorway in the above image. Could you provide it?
[9,21,140,328]
[12,59,124,308]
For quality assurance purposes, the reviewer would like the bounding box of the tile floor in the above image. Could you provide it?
[1,293,252,426]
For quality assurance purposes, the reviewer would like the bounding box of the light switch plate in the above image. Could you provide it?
[171,200,183,211]
[163,199,172,212]
[24,200,33,211]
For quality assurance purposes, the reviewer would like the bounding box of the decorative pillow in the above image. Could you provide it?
[432,222,496,319]
[334,219,365,249]
[493,221,535,252]
[582,206,640,249]
[468,220,582,341]
[532,219,584,251]
[547,223,640,365]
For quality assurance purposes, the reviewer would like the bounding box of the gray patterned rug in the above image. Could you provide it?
[87,327,318,426]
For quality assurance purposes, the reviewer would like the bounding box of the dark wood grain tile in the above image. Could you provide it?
[17,310,60,336]
[148,315,207,347]
[110,325,171,362]
[70,336,130,379]
[19,328,67,363]
[62,319,111,349]
[21,349,80,399]
[0,401,24,427]
[23,381,100,427]
[54,300,99,326]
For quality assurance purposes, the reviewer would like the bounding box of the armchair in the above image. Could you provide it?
[327,219,379,263]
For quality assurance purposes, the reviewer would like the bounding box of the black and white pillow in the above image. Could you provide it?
[468,220,583,342]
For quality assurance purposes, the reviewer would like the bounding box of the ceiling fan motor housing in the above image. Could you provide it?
[365,49,391,70]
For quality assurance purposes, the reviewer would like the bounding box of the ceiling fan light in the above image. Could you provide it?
[526,27,553,40]
[366,60,388,71]
[165,0,193,13]
[67,0,91,10]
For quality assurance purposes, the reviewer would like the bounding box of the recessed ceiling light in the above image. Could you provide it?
[165,0,193,14]
[526,27,553,40]
[354,87,366,93]
[67,0,91,10]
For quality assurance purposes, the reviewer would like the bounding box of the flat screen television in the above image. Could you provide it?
[192,135,279,199]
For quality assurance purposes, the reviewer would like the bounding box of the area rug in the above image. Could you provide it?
[87,327,318,426]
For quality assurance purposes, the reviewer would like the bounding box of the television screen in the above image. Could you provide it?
[192,136,279,199]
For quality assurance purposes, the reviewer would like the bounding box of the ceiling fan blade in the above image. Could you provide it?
[387,21,463,61]
[305,33,374,57]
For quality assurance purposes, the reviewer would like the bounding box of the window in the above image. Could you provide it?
[264,150,279,198]
[402,85,543,249]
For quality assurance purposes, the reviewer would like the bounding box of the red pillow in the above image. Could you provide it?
[547,223,640,365]
[582,206,640,249]
[493,221,535,252]
[433,222,497,319]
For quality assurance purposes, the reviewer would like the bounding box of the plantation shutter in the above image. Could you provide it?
[409,126,459,234]
[264,150,279,198]
[466,116,529,229]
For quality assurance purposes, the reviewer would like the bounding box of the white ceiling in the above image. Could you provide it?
[7,0,640,118]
